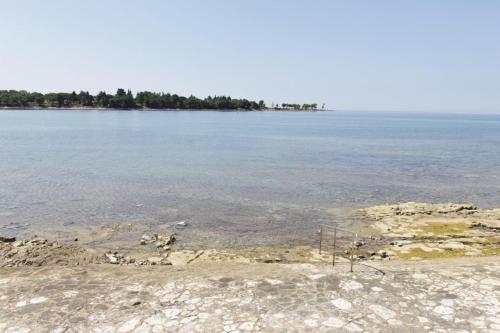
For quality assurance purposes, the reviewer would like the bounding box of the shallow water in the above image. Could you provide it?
[1,110,500,246]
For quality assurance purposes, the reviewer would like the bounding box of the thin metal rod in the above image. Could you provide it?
[319,224,358,236]
[350,235,355,273]
[319,226,323,254]
[332,228,337,266]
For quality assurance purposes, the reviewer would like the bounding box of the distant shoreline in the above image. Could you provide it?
[0,89,325,111]
[0,106,333,112]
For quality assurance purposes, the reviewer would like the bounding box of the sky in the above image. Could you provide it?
[1,0,499,112]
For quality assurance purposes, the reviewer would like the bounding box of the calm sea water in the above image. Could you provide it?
[1,110,500,247]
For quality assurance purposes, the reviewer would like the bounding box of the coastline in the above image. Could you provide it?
[0,106,333,112]
[2,201,498,268]
[1,201,499,331]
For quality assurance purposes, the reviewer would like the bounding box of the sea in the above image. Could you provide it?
[1,110,499,247]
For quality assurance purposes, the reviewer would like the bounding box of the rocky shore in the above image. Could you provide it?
[1,202,499,269]
[361,202,500,260]
[0,202,499,332]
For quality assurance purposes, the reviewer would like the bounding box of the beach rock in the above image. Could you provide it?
[1,237,99,267]
[361,202,500,260]
[147,256,162,265]
[175,221,187,228]
[141,233,175,250]
[355,240,365,248]
[105,252,120,264]
[0,236,16,243]
[103,252,139,265]
[364,202,478,219]
[27,238,48,246]
[124,256,135,264]
[377,251,388,258]
[146,256,172,265]
[256,255,283,263]
[141,234,153,242]
[12,240,25,247]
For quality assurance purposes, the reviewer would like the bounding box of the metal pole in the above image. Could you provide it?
[319,226,323,254]
[332,228,337,266]
[350,235,355,273]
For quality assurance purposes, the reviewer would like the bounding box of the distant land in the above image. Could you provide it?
[0,89,323,111]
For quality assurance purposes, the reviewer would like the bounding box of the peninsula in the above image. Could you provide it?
[0,89,321,111]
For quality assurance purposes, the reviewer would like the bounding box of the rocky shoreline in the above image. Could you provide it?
[1,202,499,332]
[361,202,500,260]
[1,202,498,269]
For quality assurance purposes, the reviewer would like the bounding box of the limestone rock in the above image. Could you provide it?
[0,236,15,243]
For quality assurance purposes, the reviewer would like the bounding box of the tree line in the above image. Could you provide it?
[277,103,319,110]
[0,89,267,110]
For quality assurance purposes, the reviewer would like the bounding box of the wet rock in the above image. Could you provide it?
[103,252,138,265]
[12,240,26,247]
[141,233,175,251]
[175,221,187,228]
[146,256,172,265]
[355,240,365,248]
[256,255,283,263]
[27,238,48,246]
[0,236,16,243]
[1,237,98,267]
[378,251,388,258]
[124,256,135,264]
[147,256,162,265]
[104,252,121,264]
[364,202,478,218]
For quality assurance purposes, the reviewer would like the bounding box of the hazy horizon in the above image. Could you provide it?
[1,0,499,113]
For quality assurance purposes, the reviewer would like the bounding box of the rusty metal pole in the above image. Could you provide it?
[350,235,355,273]
[319,226,323,254]
[332,228,337,266]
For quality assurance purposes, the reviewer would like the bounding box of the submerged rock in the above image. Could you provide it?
[175,221,187,228]
[141,232,176,250]
[0,236,15,243]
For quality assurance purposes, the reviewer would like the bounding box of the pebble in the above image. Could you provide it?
[29,296,47,304]
[322,317,344,328]
[331,298,352,310]
[339,280,363,291]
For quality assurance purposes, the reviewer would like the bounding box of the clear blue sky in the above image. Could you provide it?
[1,0,499,112]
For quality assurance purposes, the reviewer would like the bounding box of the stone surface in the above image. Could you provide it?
[361,202,500,259]
[0,257,498,332]
[0,236,101,267]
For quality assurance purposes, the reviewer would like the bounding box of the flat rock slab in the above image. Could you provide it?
[0,257,499,332]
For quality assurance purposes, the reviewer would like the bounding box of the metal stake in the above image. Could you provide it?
[319,226,323,254]
[332,228,337,266]
[350,235,355,273]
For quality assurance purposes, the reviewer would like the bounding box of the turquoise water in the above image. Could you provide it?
[1,110,500,246]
